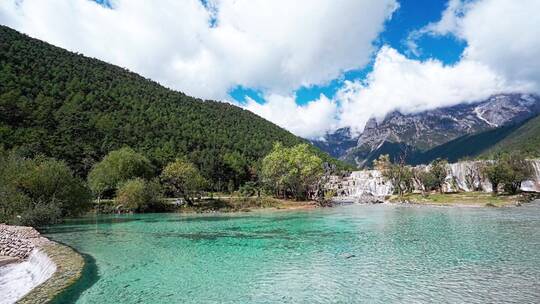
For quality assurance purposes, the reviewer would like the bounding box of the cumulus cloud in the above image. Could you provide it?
[244,94,338,139]
[408,0,540,90]
[336,46,530,134]
[0,0,398,100]
[339,0,540,135]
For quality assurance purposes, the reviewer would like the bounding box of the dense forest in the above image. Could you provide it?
[0,26,342,190]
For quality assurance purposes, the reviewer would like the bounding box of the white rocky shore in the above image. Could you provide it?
[0,224,56,304]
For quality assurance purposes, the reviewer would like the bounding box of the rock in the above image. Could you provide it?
[340,253,356,259]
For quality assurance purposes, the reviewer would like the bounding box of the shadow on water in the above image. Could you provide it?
[50,252,100,304]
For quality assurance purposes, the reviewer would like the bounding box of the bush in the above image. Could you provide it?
[239,181,260,198]
[0,151,92,226]
[114,178,163,212]
[88,147,154,198]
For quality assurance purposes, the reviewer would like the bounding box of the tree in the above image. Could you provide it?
[0,150,92,226]
[373,154,413,199]
[483,153,533,194]
[160,158,207,205]
[87,147,154,199]
[114,178,162,212]
[429,159,448,193]
[261,143,324,200]
[223,151,249,189]
[501,153,533,194]
[414,168,437,194]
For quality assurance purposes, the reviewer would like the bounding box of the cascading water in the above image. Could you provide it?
[348,170,393,197]
[521,159,540,192]
[445,161,492,192]
[0,250,56,304]
[330,159,540,200]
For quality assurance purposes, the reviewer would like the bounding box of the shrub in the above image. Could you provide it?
[114,178,163,212]
[0,151,92,226]
[88,147,154,198]
[239,181,260,198]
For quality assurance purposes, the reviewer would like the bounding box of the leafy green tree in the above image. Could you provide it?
[429,159,448,193]
[501,153,533,194]
[114,178,163,212]
[261,143,323,200]
[223,151,248,189]
[482,161,508,194]
[373,154,413,199]
[0,150,91,226]
[87,147,154,199]
[414,168,437,194]
[483,152,533,194]
[160,159,207,205]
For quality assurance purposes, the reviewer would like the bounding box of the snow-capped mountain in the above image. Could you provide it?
[312,94,540,167]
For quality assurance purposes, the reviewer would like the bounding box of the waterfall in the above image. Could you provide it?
[0,250,56,304]
[521,159,540,192]
[445,161,492,192]
[330,159,540,200]
[330,170,392,199]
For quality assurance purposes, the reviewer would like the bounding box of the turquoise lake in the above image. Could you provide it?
[43,203,540,303]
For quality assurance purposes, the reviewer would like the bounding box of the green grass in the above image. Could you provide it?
[388,192,525,207]
[92,196,315,213]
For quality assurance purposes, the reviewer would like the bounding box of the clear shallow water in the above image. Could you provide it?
[43,204,540,304]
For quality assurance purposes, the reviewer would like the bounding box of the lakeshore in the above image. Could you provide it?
[2,197,540,303]
[0,225,83,304]
[386,192,540,207]
[36,202,540,303]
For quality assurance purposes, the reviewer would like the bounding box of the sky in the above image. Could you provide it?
[1,0,539,139]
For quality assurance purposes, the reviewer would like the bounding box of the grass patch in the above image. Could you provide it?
[176,197,315,213]
[388,192,524,207]
[91,196,315,214]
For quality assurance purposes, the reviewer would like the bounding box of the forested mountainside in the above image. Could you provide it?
[0,26,338,188]
[313,94,540,167]
[484,114,540,157]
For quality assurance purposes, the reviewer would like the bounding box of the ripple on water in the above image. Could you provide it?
[44,204,540,304]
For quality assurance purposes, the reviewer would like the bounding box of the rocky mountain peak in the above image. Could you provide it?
[312,93,540,167]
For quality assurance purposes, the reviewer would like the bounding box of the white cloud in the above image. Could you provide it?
[339,0,540,135]
[244,94,338,139]
[0,0,398,100]
[336,46,532,134]
[409,0,540,90]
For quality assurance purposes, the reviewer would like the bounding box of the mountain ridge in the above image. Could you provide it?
[313,93,540,167]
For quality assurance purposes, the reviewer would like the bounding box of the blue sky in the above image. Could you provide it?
[2,0,539,138]
[230,0,466,106]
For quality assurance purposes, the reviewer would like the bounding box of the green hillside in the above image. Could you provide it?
[483,114,540,157]
[411,121,525,164]
[0,26,335,188]
[354,117,538,167]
